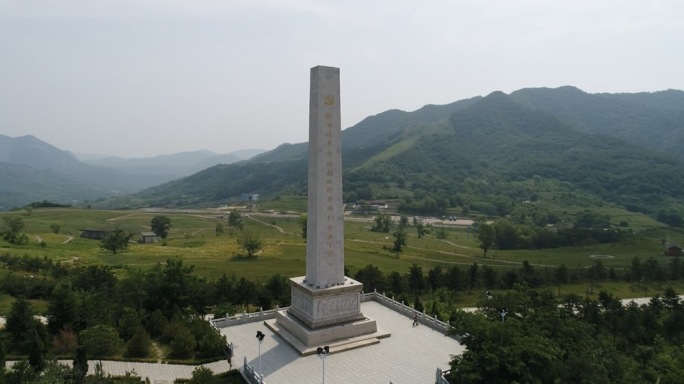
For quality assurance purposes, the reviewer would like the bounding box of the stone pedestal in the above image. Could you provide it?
[267,276,389,355]
[288,276,365,328]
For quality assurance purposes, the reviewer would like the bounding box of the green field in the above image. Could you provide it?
[1,207,682,308]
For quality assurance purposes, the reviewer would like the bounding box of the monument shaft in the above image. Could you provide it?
[270,66,385,354]
[306,66,344,288]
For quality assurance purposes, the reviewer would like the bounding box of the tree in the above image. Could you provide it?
[670,256,682,280]
[50,223,61,234]
[413,296,424,312]
[117,308,143,340]
[234,277,258,306]
[482,265,498,289]
[150,215,171,239]
[53,328,78,355]
[662,286,681,310]
[299,214,307,240]
[27,325,49,371]
[228,210,243,229]
[657,208,683,227]
[477,224,495,258]
[72,346,88,384]
[2,216,28,245]
[392,228,407,252]
[446,266,465,292]
[79,325,121,357]
[407,264,425,296]
[416,222,428,238]
[575,210,611,229]
[371,213,392,233]
[125,327,152,358]
[143,259,201,316]
[427,266,444,293]
[192,319,227,359]
[520,260,537,287]
[493,220,518,250]
[3,360,36,383]
[0,340,6,374]
[5,297,38,353]
[170,325,196,358]
[388,271,405,295]
[47,281,81,335]
[145,309,168,338]
[630,256,643,281]
[555,264,569,294]
[265,273,289,306]
[215,222,224,236]
[100,229,133,255]
[354,265,386,293]
[467,263,479,294]
[188,367,216,384]
[237,229,262,257]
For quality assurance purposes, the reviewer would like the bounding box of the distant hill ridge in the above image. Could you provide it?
[117,86,684,219]
[3,86,684,217]
[0,134,265,210]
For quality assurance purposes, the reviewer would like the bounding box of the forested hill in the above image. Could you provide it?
[112,87,684,218]
[509,86,684,160]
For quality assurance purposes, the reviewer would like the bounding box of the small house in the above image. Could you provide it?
[140,232,158,243]
[664,244,682,256]
[240,193,259,202]
[79,229,109,240]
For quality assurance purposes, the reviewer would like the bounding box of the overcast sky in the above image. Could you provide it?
[1,1,682,158]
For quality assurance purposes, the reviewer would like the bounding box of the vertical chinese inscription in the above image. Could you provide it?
[306,66,344,287]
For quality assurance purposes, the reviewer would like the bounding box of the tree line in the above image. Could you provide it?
[0,252,291,383]
[476,210,628,256]
[447,286,684,383]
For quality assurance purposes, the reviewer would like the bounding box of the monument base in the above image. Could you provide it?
[269,276,390,355]
[266,310,390,356]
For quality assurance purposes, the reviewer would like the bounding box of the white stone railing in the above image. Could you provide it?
[210,292,453,336]
[242,356,266,384]
[435,368,451,384]
[210,306,279,328]
[361,290,452,334]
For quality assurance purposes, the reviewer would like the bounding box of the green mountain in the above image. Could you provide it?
[509,86,684,160]
[0,134,156,209]
[0,135,265,210]
[101,87,684,219]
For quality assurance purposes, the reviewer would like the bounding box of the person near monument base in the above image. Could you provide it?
[413,311,419,327]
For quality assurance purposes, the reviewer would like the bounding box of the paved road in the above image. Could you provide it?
[4,360,232,384]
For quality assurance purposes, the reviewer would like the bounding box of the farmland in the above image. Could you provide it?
[1,206,683,314]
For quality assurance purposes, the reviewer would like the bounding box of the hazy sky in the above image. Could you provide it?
[2,1,682,158]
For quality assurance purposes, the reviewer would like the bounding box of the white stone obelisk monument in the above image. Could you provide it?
[305,65,345,288]
[270,66,388,355]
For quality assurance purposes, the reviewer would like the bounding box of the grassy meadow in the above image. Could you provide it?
[1,206,684,313]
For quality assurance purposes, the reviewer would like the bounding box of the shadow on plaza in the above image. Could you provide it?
[247,333,300,378]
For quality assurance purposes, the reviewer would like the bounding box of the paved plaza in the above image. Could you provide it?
[220,300,465,384]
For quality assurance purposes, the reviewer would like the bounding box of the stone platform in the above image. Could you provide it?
[270,276,390,355]
[218,300,464,384]
[266,312,390,356]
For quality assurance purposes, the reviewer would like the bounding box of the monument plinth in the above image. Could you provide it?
[268,66,389,355]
